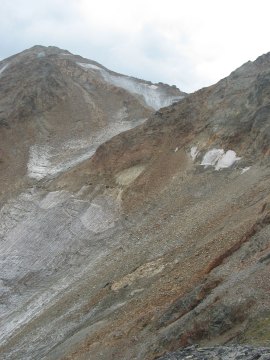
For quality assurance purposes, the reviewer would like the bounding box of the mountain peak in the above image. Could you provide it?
[26,44,69,54]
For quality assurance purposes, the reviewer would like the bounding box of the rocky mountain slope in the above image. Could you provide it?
[0,45,183,199]
[0,47,270,359]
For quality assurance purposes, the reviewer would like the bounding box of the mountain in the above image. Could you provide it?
[0,45,183,199]
[0,46,270,360]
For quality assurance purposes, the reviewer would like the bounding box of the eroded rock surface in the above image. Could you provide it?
[159,345,270,359]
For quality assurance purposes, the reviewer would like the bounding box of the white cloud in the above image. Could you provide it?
[1,0,270,92]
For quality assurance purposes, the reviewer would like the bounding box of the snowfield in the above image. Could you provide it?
[27,117,146,180]
[77,62,183,110]
[0,187,121,347]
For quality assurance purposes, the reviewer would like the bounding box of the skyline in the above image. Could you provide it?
[1,0,270,92]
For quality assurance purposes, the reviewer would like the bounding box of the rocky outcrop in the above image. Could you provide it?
[159,345,270,359]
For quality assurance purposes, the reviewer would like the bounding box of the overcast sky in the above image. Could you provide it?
[1,0,270,92]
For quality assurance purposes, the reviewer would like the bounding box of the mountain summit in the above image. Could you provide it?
[0,47,270,359]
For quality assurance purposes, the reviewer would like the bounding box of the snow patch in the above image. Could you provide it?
[27,145,52,180]
[190,146,199,160]
[39,191,69,209]
[101,72,181,110]
[148,84,158,90]
[215,150,241,170]
[0,63,9,75]
[77,62,102,71]
[27,118,146,180]
[0,184,122,350]
[201,148,241,170]
[77,61,182,110]
[241,167,251,174]
[63,138,92,150]
[27,143,95,180]
[201,148,224,167]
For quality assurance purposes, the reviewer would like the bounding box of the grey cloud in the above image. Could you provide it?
[0,0,231,92]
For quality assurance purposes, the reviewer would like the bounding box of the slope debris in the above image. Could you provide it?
[0,46,270,360]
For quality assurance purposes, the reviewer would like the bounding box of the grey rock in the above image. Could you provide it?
[159,345,270,360]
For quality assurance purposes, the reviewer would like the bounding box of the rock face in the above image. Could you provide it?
[0,47,270,360]
[158,345,270,359]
